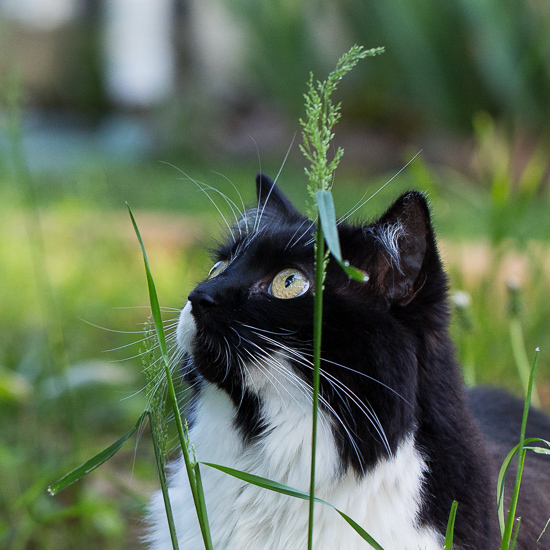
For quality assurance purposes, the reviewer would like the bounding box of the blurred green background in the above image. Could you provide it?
[1,1,549,548]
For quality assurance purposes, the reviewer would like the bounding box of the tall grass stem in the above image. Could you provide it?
[308,225,326,549]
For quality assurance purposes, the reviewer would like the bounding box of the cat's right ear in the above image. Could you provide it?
[255,173,301,218]
[366,191,436,306]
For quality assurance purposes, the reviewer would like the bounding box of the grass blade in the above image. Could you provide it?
[127,204,213,550]
[510,518,521,550]
[48,411,148,495]
[334,510,384,550]
[126,205,168,359]
[202,463,311,500]
[316,190,343,260]
[315,190,369,282]
[497,436,549,534]
[149,410,180,550]
[444,501,458,549]
[499,348,540,549]
[202,462,384,549]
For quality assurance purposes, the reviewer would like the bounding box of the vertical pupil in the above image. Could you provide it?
[285,275,295,288]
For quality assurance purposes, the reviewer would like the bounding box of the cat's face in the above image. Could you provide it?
[177,174,447,473]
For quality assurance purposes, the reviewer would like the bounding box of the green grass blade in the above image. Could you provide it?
[202,462,384,549]
[315,190,369,282]
[497,442,520,535]
[127,204,213,550]
[510,518,521,550]
[203,462,311,500]
[316,190,343,261]
[525,442,550,454]
[499,348,540,549]
[444,501,458,549]
[334,510,385,550]
[149,411,180,550]
[497,436,549,534]
[48,411,148,495]
[126,204,169,359]
[192,459,212,542]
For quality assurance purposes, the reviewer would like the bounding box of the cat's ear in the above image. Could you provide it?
[255,173,301,217]
[368,191,433,305]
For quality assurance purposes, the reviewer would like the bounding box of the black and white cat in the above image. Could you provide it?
[147,175,550,549]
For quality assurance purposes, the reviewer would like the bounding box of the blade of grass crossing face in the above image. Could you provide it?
[444,501,458,549]
[308,224,325,550]
[315,190,369,282]
[127,205,213,550]
[202,462,385,550]
[316,190,342,260]
[48,411,148,495]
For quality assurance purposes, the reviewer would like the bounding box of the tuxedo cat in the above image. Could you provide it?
[147,175,550,549]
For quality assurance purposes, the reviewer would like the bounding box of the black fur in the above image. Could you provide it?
[184,174,550,549]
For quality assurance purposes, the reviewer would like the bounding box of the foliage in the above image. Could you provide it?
[225,0,550,133]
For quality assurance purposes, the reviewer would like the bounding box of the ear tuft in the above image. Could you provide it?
[369,191,432,305]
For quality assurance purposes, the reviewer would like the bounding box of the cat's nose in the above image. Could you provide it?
[188,289,218,311]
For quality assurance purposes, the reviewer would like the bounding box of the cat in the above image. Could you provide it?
[146,174,550,549]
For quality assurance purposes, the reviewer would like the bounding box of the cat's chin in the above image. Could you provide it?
[176,301,196,353]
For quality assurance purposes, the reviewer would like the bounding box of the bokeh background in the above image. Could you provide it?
[1,1,549,548]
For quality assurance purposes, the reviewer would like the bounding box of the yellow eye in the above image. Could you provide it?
[208,260,228,279]
[269,268,310,299]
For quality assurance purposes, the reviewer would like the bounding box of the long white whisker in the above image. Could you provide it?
[264,343,389,457]
[160,161,237,243]
[246,329,393,458]
[254,133,296,234]
[273,132,297,187]
[253,331,408,405]
[339,150,423,224]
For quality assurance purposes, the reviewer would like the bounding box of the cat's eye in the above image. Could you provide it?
[268,268,310,299]
[208,260,228,279]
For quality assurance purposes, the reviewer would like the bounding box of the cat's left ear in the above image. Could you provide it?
[255,173,301,217]
[368,191,434,306]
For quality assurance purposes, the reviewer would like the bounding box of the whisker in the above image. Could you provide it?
[253,330,409,405]
[160,161,237,244]
[338,150,423,225]
[243,327,393,460]
[254,133,296,234]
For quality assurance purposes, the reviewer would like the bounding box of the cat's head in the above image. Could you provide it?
[178,174,450,473]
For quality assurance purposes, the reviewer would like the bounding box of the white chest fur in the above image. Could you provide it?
[146,381,442,550]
